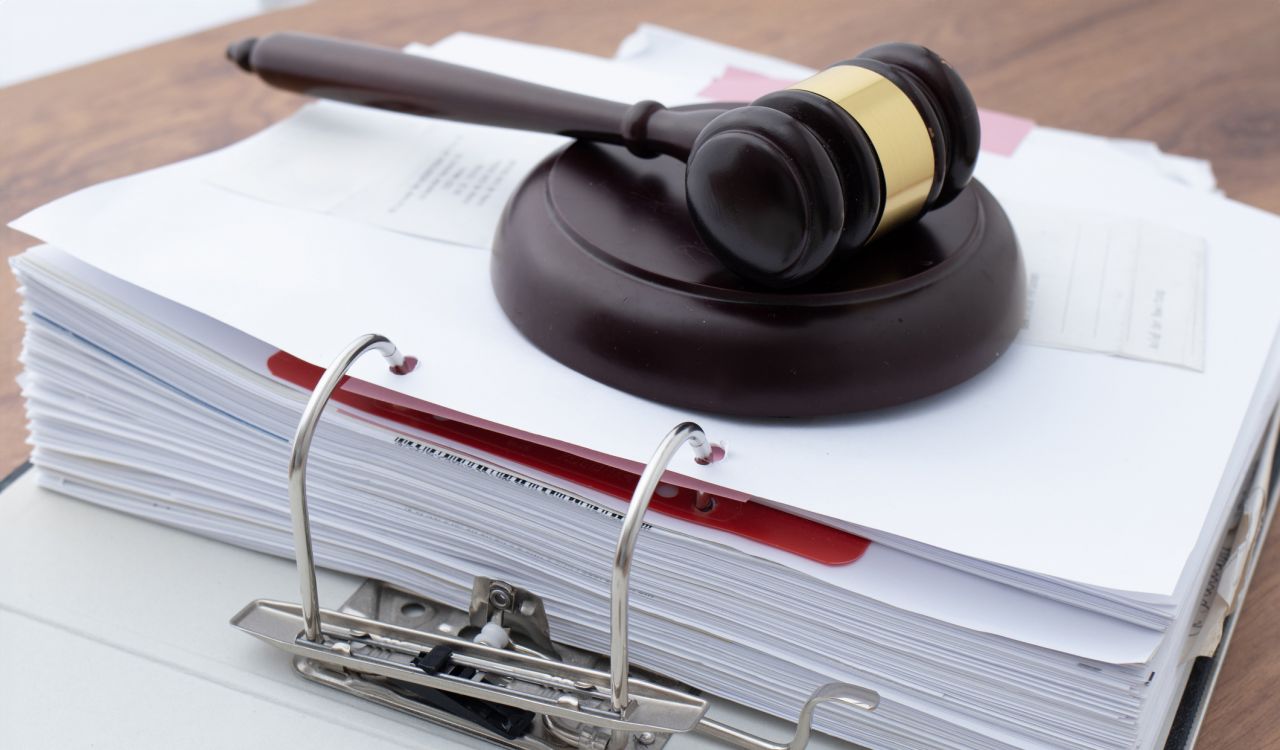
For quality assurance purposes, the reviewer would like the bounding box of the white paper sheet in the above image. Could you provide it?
[198,103,564,249]
[1011,202,1207,370]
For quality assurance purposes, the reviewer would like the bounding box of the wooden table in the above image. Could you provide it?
[2,0,1278,745]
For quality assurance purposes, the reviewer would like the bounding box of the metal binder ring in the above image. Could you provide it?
[289,334,412,643]
[610,422,716,714]
[695,682,880,750]
[608,426,881,749]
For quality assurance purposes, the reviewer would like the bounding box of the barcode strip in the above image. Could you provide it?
[392,436,649,529]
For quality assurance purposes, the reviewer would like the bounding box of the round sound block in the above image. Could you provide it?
[492,139,1025,418]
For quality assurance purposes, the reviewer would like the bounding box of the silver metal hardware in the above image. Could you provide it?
[232,334,879,748]
[693,684,880,750]
[611,421,713,715]
[471,577,560,661]
[289,333,408,643]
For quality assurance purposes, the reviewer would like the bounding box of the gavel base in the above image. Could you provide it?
[491,134,1025,418]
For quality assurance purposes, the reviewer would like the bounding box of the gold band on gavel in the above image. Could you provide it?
[789,65,935,239]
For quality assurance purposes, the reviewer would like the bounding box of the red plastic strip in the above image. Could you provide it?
[268,351,869,565]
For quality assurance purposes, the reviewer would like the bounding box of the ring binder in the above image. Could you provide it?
[231,334,880,749]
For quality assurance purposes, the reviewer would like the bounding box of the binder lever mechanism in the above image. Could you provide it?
[232,334,879,749]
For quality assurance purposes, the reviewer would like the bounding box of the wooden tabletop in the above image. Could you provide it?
[2,0,1278,746]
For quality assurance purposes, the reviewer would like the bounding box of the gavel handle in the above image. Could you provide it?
[227,32,712,160]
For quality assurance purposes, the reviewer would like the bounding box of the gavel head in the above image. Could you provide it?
[685,43,979,287]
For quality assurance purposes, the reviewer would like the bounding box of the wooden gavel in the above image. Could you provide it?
[228,33,979,287]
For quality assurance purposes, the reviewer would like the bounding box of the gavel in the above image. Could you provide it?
[228,33,979,288]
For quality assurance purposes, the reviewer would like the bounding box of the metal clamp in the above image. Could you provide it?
[233,334,880,749]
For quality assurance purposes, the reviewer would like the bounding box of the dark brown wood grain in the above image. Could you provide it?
[1,0,1278,745]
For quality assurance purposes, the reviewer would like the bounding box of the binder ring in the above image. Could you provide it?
[611,421,715,713]
[289,333,411,643]
[612,429,881,748]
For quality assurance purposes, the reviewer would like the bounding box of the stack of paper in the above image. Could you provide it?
[10,26,1280,750]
